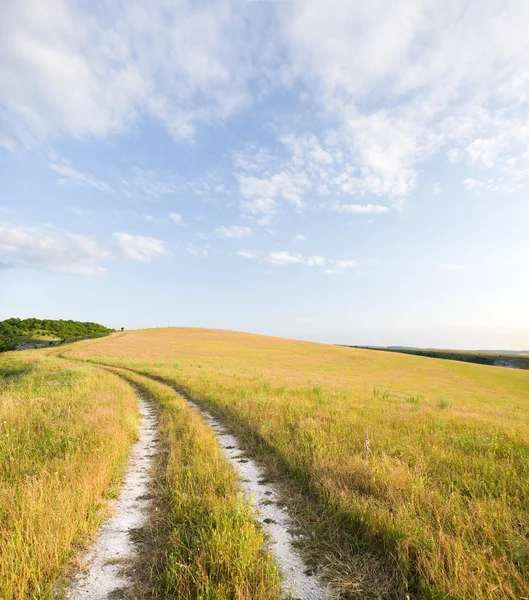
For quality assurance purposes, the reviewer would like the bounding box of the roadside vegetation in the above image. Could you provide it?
[0,352,137,600]
[69,328,529,600]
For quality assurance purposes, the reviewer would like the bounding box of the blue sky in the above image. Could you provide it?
[1,0,528,349]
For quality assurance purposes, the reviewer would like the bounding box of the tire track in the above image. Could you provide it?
[64,390,158,600]
[86,363,331,600]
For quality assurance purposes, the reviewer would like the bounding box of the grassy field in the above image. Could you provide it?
[0,352,138,599]
[0,346,282,600]
[67,328,529,600]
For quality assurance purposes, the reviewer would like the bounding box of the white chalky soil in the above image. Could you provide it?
[65,382,329,600]
[65,396,158,600]
[186,399,330,600]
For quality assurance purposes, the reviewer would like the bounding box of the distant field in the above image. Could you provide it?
[350,346,529,370]
[67,328,529,600]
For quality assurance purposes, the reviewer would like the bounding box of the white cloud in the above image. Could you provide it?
[240,197,277,226]
[234,132,397,221]
[186,244,209,257]
[215,225,252,239]
[0,0,270,147]
[295,234,306,241]
[433,183,442,195]
[324,259,358,275]
[0,221,167,275]
[336,260,357,269]
[50,162,113,193]
[113,233,167,261]
[265,251,305,265]
[238,171,311,211]
[305,255,326,267]
[440,264,464,270]
[237,247,357,272]
[463,177,521,194]
[283,1,529,199]
[330,203,389,214]
[122,168,179,198]
[447,148,463,164]
[4,0,529,207]
[169,212,183,224]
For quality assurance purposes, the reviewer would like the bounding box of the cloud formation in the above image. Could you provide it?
[238,249,355,272]
[1,0,270,146]
[0,222,167,275]
[50,162,113,193]
[216,225,252,239]
[2,0,529,208]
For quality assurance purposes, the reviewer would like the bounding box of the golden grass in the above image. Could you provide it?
[69,327,529,600]
[0,352,138,600]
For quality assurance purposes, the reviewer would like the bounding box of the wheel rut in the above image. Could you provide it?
[107,366,331,600]
[64,392,158,600]
[60,356,330,599]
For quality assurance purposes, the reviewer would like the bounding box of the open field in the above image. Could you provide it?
[66,328,529,600]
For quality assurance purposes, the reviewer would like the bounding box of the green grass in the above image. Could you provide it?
[0,352,138,600]
[68,327,529,600]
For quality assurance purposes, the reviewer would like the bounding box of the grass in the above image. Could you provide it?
[68,327,529,600]
[0,351,138,600]
[0,347,282,599]
[99,365,281,599]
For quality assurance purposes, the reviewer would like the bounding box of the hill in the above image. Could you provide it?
[2,327,528,600]
[66,327,529,600]
[0,317,114,351]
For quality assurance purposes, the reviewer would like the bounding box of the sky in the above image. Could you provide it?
[1,0,528,350]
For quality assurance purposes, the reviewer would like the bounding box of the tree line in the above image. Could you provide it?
[0,318,114,351]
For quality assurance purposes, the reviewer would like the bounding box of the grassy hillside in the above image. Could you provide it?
[0,318,114,352]
[68,327,529,600]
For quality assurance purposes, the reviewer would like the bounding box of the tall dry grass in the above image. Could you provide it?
[0,352,137,600]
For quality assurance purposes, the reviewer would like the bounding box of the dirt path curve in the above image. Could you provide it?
[185,397,330,600]
[65,393,158,600]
